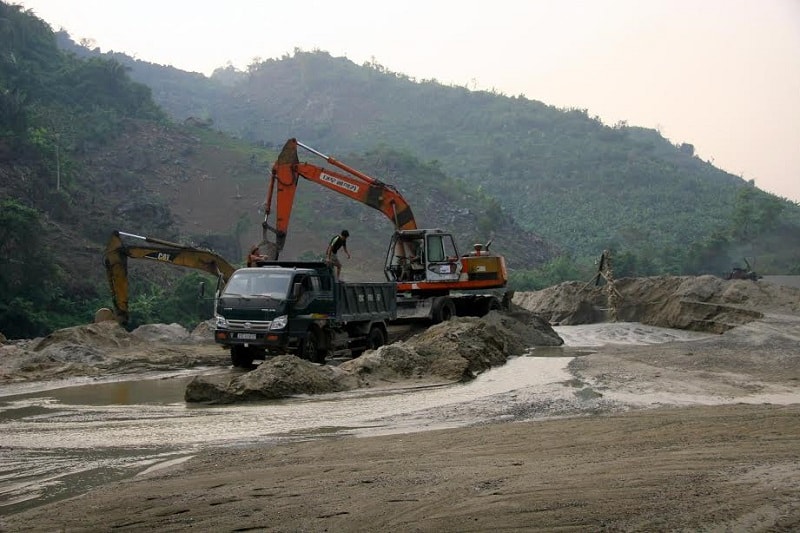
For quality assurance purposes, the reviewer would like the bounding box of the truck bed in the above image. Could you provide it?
[336,282,396,322]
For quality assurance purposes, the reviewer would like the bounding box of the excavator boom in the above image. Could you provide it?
[262,138,416,259]
[104,230,237,325]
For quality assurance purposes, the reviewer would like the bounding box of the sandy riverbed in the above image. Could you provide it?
[2,277,799,531]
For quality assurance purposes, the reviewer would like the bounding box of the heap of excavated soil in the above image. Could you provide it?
[513,275,800,332]
[184,308,563,403]
[0,321,226,384]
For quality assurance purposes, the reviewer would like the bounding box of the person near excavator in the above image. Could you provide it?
[325,230,351,279]
[247,245,267,267]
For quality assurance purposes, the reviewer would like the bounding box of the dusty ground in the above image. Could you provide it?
[2,276,800,531]
[2,405,798,531]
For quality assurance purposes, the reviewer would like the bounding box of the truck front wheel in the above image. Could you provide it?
[230,345,254,368]
[301,328,327,364]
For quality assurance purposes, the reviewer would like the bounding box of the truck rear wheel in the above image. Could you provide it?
[367,325,387,350]
[432,297,455,323]
[230,345,254,368]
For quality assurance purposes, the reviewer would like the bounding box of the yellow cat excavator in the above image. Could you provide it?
[104,230,236,325]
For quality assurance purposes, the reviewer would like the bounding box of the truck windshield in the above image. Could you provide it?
[222,271,292,298]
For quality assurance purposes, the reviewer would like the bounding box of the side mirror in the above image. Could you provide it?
[292,282,302,300]
[199,281,206,297]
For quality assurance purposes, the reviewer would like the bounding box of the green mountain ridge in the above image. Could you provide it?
[57,39,799,270]
[1,3,558,338]
[1,4,797,339]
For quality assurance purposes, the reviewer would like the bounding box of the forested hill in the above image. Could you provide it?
[2,3,797,341]
[0,3,556,338]
[58,40,800,274]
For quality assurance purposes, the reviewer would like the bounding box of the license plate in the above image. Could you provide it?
[237,333,257,340]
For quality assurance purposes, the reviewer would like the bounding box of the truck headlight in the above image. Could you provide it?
[214,315,228,328]
[270,315,288,330]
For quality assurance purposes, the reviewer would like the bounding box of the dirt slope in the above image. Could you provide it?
[513,275,800,330]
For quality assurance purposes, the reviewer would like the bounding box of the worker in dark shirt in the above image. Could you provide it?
[325,230,350,279]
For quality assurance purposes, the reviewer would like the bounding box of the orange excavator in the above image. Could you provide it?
[260,138,508,320]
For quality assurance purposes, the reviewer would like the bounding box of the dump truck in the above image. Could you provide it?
[213,261,395,367]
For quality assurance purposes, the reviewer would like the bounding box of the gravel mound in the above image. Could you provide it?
[513,275,800,332]
[184,309,563,403]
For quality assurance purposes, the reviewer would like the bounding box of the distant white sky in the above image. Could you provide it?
[16,0,800,202]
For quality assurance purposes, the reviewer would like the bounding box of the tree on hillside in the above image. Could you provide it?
[731,186,785,242]
[0,200,62,337]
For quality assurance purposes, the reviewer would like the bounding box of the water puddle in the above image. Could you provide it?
[0,367,229,400]
[2,376,193,408]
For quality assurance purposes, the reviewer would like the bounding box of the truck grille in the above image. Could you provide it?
[226,319,271,331]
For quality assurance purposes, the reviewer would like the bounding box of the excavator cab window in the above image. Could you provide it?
[424,233,460,280]
[426,234,457,263]
[410,240,424,265]
[388,237,427,281]
[427,236,445,262]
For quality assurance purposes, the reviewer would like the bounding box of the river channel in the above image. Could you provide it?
[0,323,711,515]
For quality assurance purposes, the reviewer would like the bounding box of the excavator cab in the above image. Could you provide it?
[385,229,461,283]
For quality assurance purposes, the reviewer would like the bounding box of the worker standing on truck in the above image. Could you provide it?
[247,245,267,267]
[326,230,350,279]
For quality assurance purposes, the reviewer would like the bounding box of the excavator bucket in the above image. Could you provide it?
[261,241,280,261]
[275,138,300,166]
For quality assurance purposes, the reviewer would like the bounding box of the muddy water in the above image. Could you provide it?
[0,323,720,514]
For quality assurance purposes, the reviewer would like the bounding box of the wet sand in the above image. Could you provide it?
[3,404,799,532]
[2,316,800,531]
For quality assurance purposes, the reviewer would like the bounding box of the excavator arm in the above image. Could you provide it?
[104,230,237,325]
[261,138,417,259]
[258,139,507,296]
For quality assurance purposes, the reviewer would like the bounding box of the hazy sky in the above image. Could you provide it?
[16,0,800,202]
